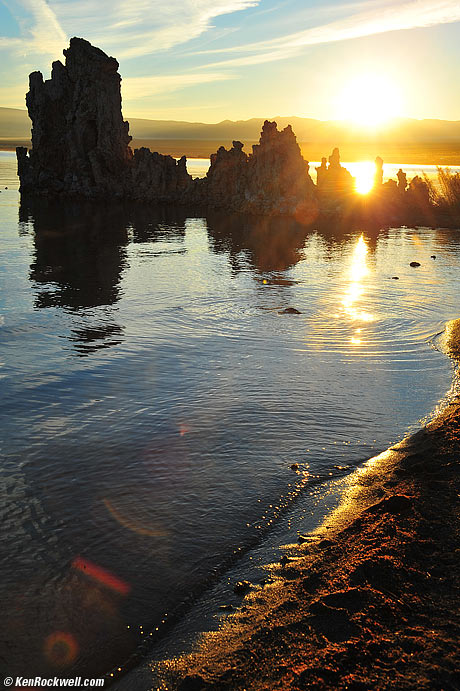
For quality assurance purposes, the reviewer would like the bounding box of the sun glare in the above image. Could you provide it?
[353,161,375,195]
[337,74,402,129]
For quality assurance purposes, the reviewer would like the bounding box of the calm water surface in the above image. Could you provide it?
[1,151,460,678]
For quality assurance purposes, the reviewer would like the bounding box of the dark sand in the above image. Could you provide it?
[157,320,460,690]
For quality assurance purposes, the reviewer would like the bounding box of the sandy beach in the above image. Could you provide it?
[157,321,460,690]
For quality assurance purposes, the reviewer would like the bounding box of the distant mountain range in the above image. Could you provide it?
[3,106,460,142]
[1,107,459,163]
[126,114,460,145]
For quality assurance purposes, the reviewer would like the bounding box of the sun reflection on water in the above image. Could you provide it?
[341,235,375,344]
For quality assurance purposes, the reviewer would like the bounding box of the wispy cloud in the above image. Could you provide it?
[2,0,459,116]
[0,36,22,49]
[121,72,237,101]
[50,0,260,59]
[194,0,460,69]
[1,0,67,57]
[1,0,259,61]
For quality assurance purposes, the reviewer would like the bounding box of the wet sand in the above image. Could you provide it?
[157,320,460,690]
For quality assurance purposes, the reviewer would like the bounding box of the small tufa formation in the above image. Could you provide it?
[374,156,384,187]
[206,122,317,217]
[246,121,316,217]
[130,149,192,203]
[316,147,355,200]
[206,140,248,208]
[315,157,328,187]
[397,168,407,192]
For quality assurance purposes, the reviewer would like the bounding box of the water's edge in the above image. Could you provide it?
[111,322,459,690]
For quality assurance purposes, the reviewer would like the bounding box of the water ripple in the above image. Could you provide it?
[1,161,460,677]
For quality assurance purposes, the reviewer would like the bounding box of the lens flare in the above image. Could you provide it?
[103,497,168,538]
[44,631,79,668]
[72,556,131,596]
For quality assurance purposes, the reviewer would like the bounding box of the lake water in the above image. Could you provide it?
[1,150,460,681]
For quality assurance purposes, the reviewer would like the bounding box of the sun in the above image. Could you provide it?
[337,73,402,129]
[354,161,375,195]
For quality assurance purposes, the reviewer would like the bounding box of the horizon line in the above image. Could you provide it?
[1,106,460,126]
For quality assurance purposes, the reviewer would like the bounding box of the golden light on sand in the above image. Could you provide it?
[354,161,375,195]
[338,73,401,129]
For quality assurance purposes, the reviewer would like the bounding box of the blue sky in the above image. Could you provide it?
[1,0,460,122]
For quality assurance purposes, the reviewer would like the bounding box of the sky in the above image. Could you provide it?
[1,0,460,123]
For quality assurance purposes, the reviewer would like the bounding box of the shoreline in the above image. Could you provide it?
[157,320,460,690]
[2,140,460,167]
[111,472,353,690]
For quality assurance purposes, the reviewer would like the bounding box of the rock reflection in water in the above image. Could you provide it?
[206,212,309,276]
[128,204,189,244]
[20,197,128,357]
[69,324,124,355]
[19,198,194,355]
[20,197,129,309]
